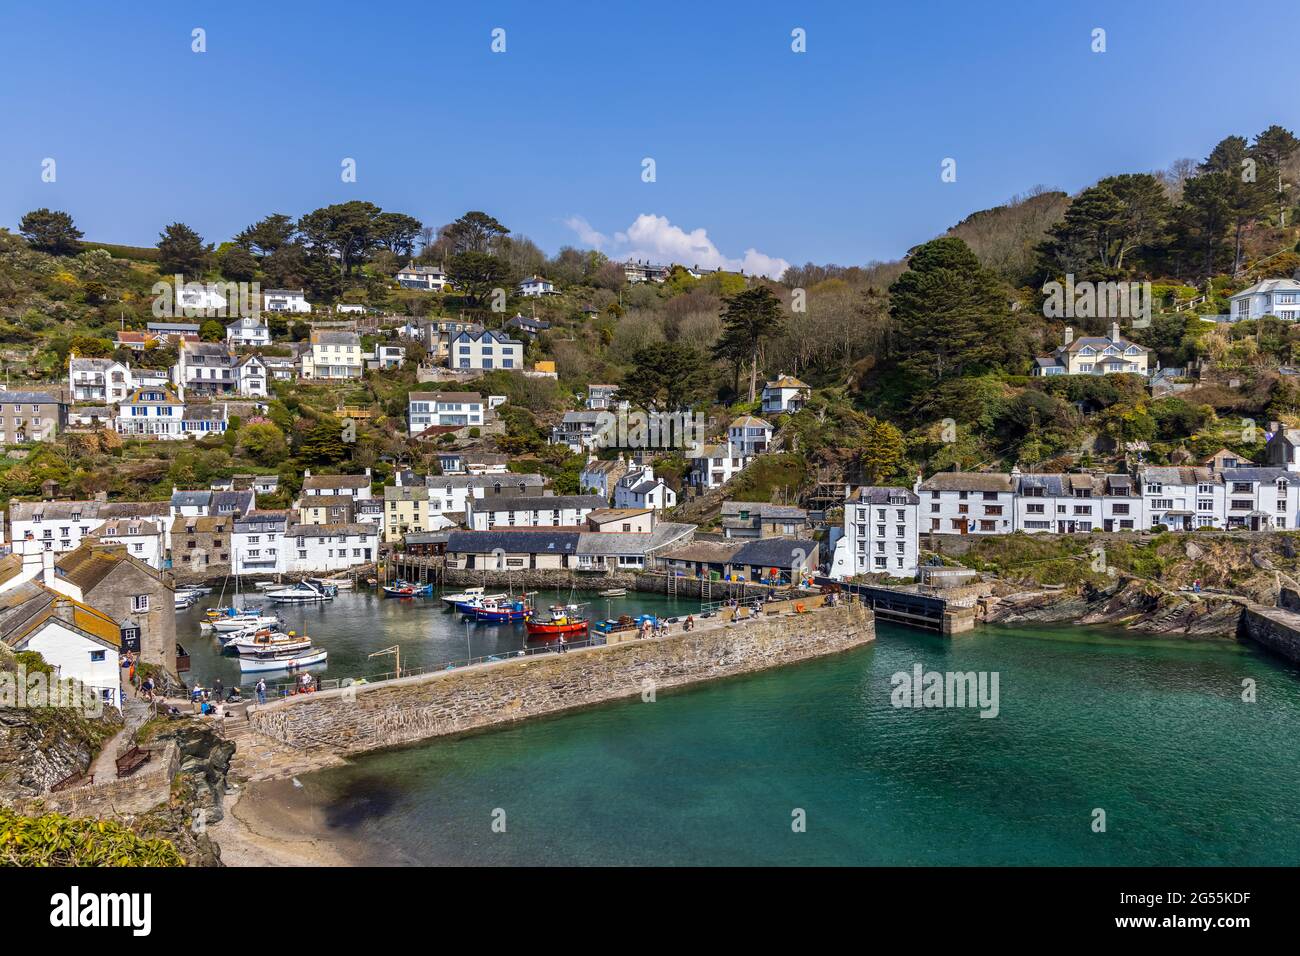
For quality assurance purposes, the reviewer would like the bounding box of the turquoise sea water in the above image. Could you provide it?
[292,621,1300,866]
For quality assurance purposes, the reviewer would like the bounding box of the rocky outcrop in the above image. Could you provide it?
[987,577,1245,637]
[0,706,121,801]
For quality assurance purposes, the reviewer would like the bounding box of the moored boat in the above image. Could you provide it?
[468,597,533,623]
[265,579,336,604]
[210,613,282,634]
[599,587,627,597]
[382,580,433,598]
[593,613,658,634]
[525,604,589,639]
[237,647,328,673]
[228,628,314,657]
[441,585,497,608]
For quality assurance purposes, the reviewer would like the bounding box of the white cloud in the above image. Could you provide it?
[564,212,789,280]
[562,215,608,249]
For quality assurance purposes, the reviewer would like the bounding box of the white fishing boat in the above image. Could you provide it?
[440,586,506,609]
[174,591,198,611]
[229,629,314,657]
[177,584,213,596]
[265,579,337,604]
[210,613,282,634]
[237,647,328,673]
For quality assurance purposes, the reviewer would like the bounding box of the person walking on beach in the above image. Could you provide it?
[256,678,267,705]
[213,676,223,702]
[558,634,567,654]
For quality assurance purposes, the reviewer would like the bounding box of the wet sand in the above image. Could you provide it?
[213,778,377,867]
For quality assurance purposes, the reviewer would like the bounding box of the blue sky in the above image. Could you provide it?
[2,0,1297,276]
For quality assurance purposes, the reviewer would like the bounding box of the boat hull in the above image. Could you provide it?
[237,649,328,673]
[525,619,589,638]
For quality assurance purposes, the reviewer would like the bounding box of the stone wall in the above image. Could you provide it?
[1239,605,1300,663]
[249,602,874,756]
[25,741,179,818]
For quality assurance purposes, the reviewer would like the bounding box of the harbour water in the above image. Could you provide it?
[177,588,702,691]
[275,619,1300,866]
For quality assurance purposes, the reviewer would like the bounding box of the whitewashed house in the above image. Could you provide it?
[728,415,774,455]
[613,465,676,512]
[226,315,271,346]
[301,469,373,501]
[761,375,811,417]
[396,263,448,291]
[517,275,558,297]
[1228,278,1300,321]
[231,511,289,576]
[1139,467,1223,531]
[687,443,752,491]
[115,386,186,440]
[87,518,166,570]
[285,523,379,573]
[408,391,484,437]
[550,411,605,453]
[466,494,606,531]
[418,473,547,519]
[0,578,123,710]
[1220,468,1299,530]
[916,472,1017,535]
[831,486,920,580]
[68,356,133,405]
[262,289,311,313]
[1012,473,1141,533]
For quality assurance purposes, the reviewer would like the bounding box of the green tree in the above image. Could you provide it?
[713,286,786,402]
[199,320,225,342]
[620,342,711,410]
[856,418,905,483]
[219,244,258,282]
[239,422,288,466]
[446,211,510,254]
[1200,136,1272,275]
[157,222,209,278]
[373,212,424,258]
[447,250,510,306]
[1177,173,1233,278]
[298,201,383,274]
[889,237,1015,389]
[19,208,83,255]
[1250,125,1300,226]
[235,213,298,257]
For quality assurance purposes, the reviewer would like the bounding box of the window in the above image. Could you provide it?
[90,650,106,663]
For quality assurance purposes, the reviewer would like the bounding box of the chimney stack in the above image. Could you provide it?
[1111,321,1121,343]
[1063,327,1073,346]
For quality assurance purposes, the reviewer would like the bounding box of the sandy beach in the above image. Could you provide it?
[212,778,365,867]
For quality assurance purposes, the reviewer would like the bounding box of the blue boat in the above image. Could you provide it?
[466,598,533,623]
[593,613,658,634]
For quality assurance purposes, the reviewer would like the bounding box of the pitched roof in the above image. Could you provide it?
[56,544,159,592]
[851,487,920,505]
[918,472,1016,493]
[302,472,370,490]
[729,415,774,429]
[0,581,122,651]
[409,391,482,403]
[730,538,819,568]
[476,494,606,512]
[447,529,581,554]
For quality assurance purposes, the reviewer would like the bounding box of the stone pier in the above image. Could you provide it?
[245,601,874,767]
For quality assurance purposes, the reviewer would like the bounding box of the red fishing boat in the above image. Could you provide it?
[525,604,589,639]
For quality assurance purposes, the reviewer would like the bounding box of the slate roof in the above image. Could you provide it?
[730,538,819,568]
[447,530,581,554]
[918,473,1016,493]
[476,494,606,512]
[851,487,920,505]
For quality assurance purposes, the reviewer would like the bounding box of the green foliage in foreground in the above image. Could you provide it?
[0,808,185,867]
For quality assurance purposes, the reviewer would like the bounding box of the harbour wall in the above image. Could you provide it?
[1239,603,1300,664]
[247,601,875,757]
